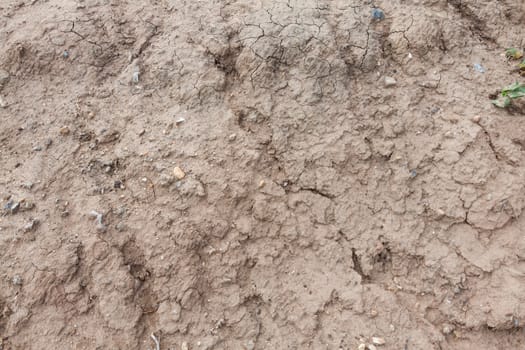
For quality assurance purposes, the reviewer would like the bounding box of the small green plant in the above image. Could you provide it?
[492,82,525,108]
[506,48,525,76]
[506,48,523,60]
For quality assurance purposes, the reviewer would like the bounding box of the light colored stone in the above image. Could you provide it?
[173,166,186,180]
[384,76,397,87]
[12,275,23,285]
[181,341,189,350]
[442,324,454,334]
[371,337,385,345]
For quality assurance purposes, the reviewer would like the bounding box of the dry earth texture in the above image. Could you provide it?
[1,0,525,349]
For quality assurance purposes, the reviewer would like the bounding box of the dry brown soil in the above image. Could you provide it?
[1,0,525,349]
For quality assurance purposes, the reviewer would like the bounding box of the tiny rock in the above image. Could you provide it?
[132,71,140,84]
[173,166,186,180]
[471,115,481,123]
[0,96,7,108]
[228,133,237,141]
[358,344,366,350]
[23,219,39,232]
[384,76,397,87]
[442,324,454,334]
[371,337,385,345]
[175,117,185,126]
[367,345,377,350]
[245,340,255,350]
[181,341,189,350]
[59,126,70,135]
[12,275,23,286]
[372,8,385,20]
[89,210,106,232]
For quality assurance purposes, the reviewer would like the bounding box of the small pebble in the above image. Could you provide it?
[12,275,23,286]
[409,169,417,178]
[181,341,189,350]
[473,63,485,73]
[59,126,70,135]
[245,340,255,350]
[372,8,385,20]
[4,200,19,214]
[175,117,185,126]
[442,324,454,334]
[471,115,481,123]
[173,166,186,180]
[358,344,366,350]
[368,345,377,350]
[23,219,39,232]
[89,210,106,232]
[0,96,8,108]
[384,76,397,87]
[228,133,237,141]
[371,337,385,345]
[132,71,140,84]
[63,50,69,59]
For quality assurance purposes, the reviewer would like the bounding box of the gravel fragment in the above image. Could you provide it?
[12,275,23,285]
[384,76,397,87]
[372,337,386,345]
[173,166,186,180]
[89,210,107,232]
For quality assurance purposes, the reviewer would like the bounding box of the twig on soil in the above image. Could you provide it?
[150,333,160,350]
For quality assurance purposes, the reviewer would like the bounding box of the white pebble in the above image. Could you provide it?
[372,337,386,345]
[384,76,397,87]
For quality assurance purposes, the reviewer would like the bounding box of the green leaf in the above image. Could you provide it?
[492,97,511,108]
[501,82,525,97]
[506,48,524,60]
[507,90,525,99]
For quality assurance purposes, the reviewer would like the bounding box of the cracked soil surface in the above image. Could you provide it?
[1,0,525,349]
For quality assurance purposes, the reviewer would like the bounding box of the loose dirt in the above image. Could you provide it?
[1,1,525,349]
